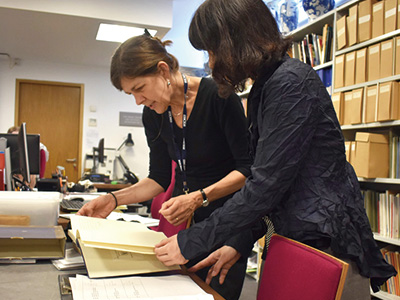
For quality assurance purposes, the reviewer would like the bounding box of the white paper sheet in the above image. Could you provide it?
[70,274,214,300]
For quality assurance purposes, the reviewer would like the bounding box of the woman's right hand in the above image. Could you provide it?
[76,193,115,218]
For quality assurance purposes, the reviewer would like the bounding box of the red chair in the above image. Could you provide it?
[39,148,46,178]
[257,234,348,300]
[150,161,187,237]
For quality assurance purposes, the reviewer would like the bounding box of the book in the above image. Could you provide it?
[69,215,180,278]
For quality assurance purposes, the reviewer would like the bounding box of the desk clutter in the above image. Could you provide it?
[0,191,217,300]
[65,273,213,300]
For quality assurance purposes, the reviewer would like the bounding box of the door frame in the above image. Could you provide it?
[14,79,85,181]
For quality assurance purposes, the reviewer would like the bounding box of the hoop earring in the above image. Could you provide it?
[167,79,171,86]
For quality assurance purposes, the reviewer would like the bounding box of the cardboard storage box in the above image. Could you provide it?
[348,4,359,46]
[398,0,400,28]
[356,48,368,84]
[368,44,381,81]
[380,39,394,78]
[345,51,356,86]
[396,37,400,75]
[353,132,389,178]
[332,92,344,124]
[377,81,399,121]
[343,91,353,125]
[337,15,347,50]
[372,1,384,38]
[335,55,345,88]
[365,85,378,122]
[359,0,375,42]
[0,192,61,226]
[0,225,66,260]
[385,0,397,33]
[352,88,364,124]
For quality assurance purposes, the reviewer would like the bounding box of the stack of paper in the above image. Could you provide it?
[69,215,179,278]
[70,274,213,300]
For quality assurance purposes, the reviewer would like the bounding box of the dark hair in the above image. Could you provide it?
[189,0,291,97]
[7,126,19,133]
[110,35,179,90]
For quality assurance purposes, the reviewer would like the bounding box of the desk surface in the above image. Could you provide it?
[93,183,131,192]
[0,247,224,300]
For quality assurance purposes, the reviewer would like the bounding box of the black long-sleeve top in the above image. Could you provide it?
[143,77,265,257]
[177,57,396,291]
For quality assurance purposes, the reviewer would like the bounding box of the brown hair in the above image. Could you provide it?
[7,126,19,134]
[189,0,291,97]
[110,35,179,90]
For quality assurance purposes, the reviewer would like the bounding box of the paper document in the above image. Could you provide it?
[70,274,213,300]
[107,212,160,227]
[52,248,85,270]
[71,215,164,254]
[69,215,179,278]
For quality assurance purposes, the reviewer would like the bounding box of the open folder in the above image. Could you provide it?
[69,215,179,278]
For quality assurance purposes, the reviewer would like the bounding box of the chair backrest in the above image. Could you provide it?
[149,161,187,237]
[39,148,46,178]
[257,234,348,300]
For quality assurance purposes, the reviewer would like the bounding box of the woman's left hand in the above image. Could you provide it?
[159,192,201,226]
[188,246,241,285]
[154,234,189,266]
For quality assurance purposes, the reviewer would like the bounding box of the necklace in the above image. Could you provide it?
[171,75,189,117]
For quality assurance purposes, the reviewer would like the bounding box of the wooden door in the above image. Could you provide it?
[15,79,84,183]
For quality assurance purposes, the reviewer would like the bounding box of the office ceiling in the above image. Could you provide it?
[0,7,170,68]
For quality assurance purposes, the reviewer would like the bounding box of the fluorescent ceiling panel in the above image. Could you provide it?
[96,23,157,43]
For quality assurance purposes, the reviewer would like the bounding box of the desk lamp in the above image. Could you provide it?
[117,133,134,151]
[115,133,138,184]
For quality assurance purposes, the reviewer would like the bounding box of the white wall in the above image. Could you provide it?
[0,0,207,182]
[0,59,150,180]
[164,0,205,69]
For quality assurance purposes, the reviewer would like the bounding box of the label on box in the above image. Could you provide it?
[386,7,397,18]
[368,88,377,96]
[357,51,366,58]
[380,85,391,93]
[374,3,383,12]
[353,90,362,98]
[338,27,345,37]
[346,52,355,61]
[382,42,393,51]
[359,15,371,24]
[370,45,380,54]
[336,56,344,63]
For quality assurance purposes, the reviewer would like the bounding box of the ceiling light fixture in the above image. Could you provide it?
[96,23,157,43]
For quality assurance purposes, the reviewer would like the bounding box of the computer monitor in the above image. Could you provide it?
[0,132,40,177]
[91,138,105,173]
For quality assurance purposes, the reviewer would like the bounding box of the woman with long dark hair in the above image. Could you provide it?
[154,1,396,298]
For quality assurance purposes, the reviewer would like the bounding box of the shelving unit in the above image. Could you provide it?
[240,0,400,292]
[288,0,400,298]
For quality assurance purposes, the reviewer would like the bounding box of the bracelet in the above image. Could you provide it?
[199,189,209,207]
[108,191,118,209]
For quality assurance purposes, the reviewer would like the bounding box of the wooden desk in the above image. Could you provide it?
[0,244,225,300]
[92,183,131,192]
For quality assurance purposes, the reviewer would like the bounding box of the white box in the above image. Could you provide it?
[0,192,61,226]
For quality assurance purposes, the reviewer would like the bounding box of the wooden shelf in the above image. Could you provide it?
[341,120,400,130]
[334,75,400,94]
[371,290,400,300]
[374,233,400,247]
[336,29,400,56]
